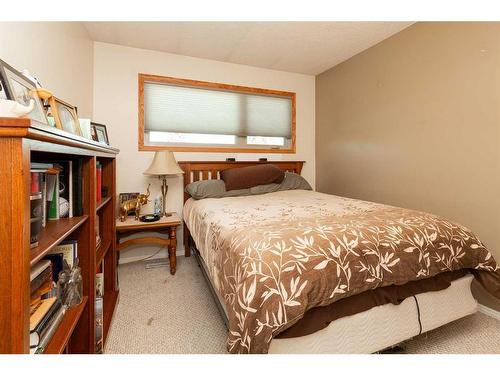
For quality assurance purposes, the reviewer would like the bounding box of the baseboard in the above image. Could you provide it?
[478,304,500,320]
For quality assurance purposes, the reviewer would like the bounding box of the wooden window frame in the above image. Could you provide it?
[138,73,296,153]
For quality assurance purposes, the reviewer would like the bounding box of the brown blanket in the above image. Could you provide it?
[184,190,500,353]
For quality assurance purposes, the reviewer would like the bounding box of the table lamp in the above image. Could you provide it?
[143,151,184,217]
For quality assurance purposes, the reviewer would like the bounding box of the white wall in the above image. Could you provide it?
[92,42,316,262]
[0,22,94,117]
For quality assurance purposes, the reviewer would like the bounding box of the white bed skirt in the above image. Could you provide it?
[269,274,477,354]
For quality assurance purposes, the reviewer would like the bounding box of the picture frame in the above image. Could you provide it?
[79,118,92,140]
[91,122,110,145]
[46,96,82,136]
[0,78,7,100]
[0,59,48,124]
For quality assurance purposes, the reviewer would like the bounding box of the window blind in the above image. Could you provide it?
[143,82,292,138]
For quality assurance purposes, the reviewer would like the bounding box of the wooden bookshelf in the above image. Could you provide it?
[0,117,119,354]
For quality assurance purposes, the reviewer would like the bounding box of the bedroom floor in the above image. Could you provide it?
[105,256,500,354]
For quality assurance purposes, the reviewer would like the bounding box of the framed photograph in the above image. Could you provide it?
[47,96,82,135]
[91,122,109,145]
[0,59,48,124]
[79,118,92,140]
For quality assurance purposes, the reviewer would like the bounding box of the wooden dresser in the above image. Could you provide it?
[0,117,119,354]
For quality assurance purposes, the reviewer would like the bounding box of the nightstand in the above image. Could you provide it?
[116,213,182,275]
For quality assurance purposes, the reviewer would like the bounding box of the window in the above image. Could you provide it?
[138,74,296,153]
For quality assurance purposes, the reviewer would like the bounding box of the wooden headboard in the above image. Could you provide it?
[178,160,304,203]
[178,160,305,256]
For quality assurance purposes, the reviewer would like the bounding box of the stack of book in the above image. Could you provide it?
[29,240,78,354]
[29,297,65,354]
[29,261,66,354]
[31,162,62,225]
[30,260,54,315]
[29,161,84,248]
[29,171,43,248]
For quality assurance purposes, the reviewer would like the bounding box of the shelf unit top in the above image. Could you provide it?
[0,117,119,155]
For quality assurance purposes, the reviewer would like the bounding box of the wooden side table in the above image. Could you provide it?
[116,213,182,275]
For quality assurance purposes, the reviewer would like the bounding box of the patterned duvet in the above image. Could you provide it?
[183,190,500,353]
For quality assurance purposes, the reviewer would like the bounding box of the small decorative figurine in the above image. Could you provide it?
[119,184,151,221]
[0,98,35,118]
[154,196,162,215]
[58,259,82,308]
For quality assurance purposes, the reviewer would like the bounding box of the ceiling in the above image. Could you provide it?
[83,22,413,75]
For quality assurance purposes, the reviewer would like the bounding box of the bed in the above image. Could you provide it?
[179,161,500,354]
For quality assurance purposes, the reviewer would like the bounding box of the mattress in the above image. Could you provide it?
[268,274,477,354]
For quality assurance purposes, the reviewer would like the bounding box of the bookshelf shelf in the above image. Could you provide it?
[96,196,112,212]
[96,240,111,266]
[30,216,89,266]
[43,296,88,354]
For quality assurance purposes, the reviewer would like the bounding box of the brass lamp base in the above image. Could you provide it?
[160,175,170,217]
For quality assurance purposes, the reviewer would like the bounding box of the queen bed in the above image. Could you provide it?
[179,161,500,354]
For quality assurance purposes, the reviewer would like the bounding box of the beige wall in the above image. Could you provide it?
[0,22,94,117]
[93,42,315,262]
[316,22,500,265]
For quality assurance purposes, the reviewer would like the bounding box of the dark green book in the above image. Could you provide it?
[48,177,59,220]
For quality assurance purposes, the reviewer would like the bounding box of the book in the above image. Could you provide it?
[48,177,59,220]
[30,278,54,315]
[30,297,56,331]
[43,253,64,283]
[47,240,77,269]
[30,163,51,227]
[30,172,41,194]
[30,297,57,332]
[30,299,62,347]
[30,264,52,295]
[34,306,66,353]
[30,192,43,247]
[46,171,60,220]
[31,162,54,170]
[72,158,83,216]
[96,161,102,203]
[30,260,51,282]
[41,173,47,227]
[95,269,104,298]
[95,297,103,353]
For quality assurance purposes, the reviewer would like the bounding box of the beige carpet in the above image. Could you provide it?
[105,256,500,354]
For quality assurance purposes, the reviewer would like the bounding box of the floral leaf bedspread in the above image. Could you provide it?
[183,190,500,353]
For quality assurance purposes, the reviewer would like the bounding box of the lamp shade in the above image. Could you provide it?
[143,151,184,176]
